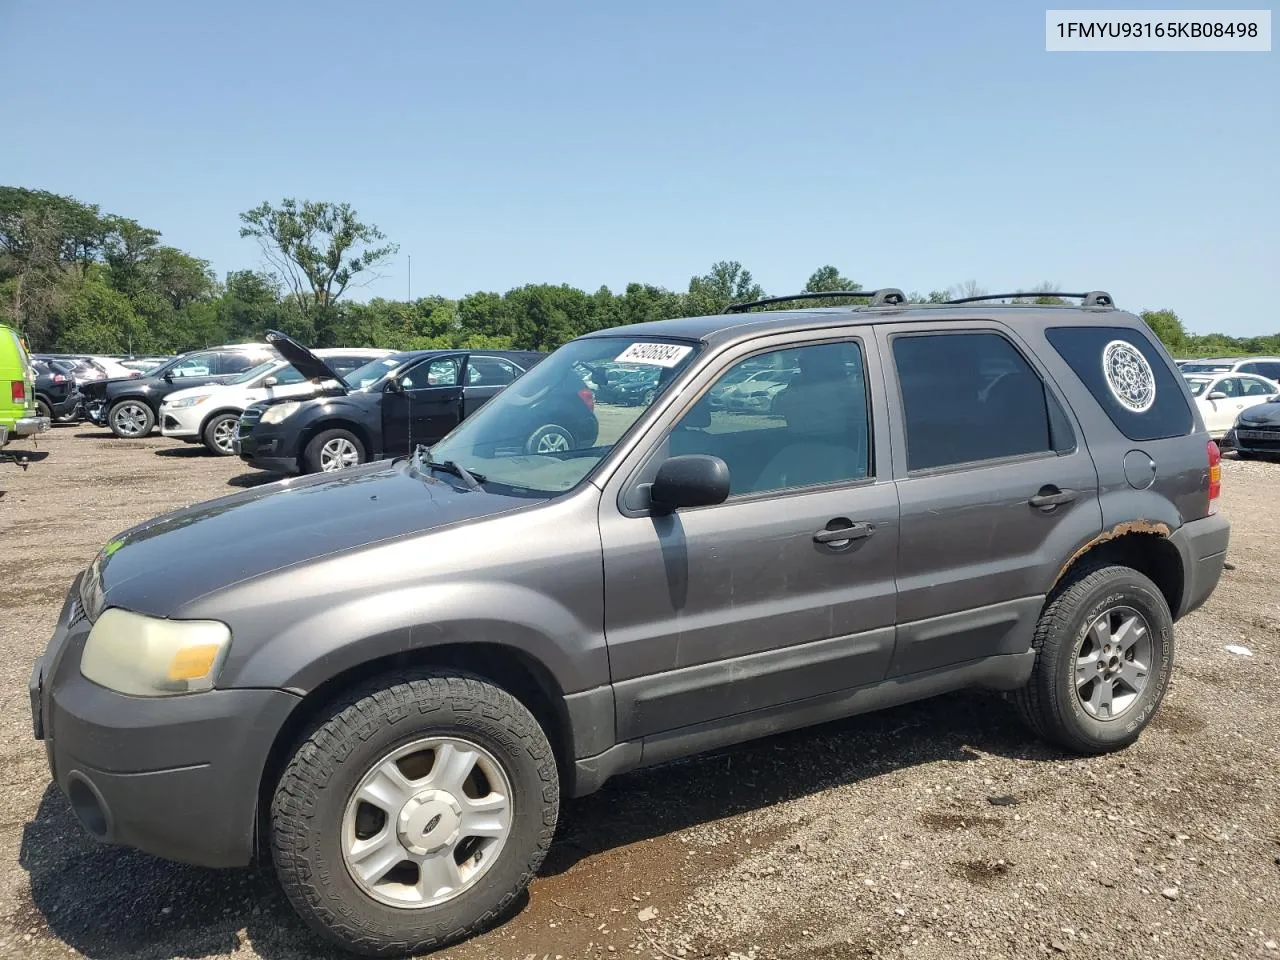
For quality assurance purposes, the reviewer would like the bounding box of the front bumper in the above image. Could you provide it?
[1231,424,1280,455]
[1169,512,1231,619]
[159,406,201,438]
[13,414,51,437]
[235,424,299,474]
[30,586,300,868]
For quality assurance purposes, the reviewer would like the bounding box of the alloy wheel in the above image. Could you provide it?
[1075,605,1153,720]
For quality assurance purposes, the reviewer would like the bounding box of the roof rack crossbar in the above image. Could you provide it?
[946,290,1115,307]
[722,288,907,314]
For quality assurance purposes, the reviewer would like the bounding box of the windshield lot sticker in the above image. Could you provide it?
[1102,339,1156,413]
[615,342,693,367]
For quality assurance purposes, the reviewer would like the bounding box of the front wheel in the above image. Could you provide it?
[1014,564,1174,754]
[524,423,575,455]
[304,428,366,473]
[108,399,155,438]
[201,412,240,456]
[271,672,559,957]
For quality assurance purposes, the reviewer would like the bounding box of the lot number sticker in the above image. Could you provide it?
[1102,339,1156,413]
[615,342,693,367]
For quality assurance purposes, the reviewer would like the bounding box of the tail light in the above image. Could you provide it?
[1207,440,1221,513]
[11,380,25,404]
[578,388,595,412]
[53,374,67,384]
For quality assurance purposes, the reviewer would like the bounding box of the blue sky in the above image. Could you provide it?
[1,1,1275,334]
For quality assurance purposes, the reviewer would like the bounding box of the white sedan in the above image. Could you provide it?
[160,348,390,454]
[1183,372,1280,439]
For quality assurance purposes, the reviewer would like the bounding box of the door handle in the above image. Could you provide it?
[813,521,874,545]
[1029,486,1077,509]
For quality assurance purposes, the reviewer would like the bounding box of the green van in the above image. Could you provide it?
[1,323,50,446]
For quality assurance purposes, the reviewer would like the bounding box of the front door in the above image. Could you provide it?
[883,325,1103,676]
[598,335,900,742]
[381,355,465,455]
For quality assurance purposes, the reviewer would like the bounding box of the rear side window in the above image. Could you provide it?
[893,332,1068,472]
[1045,326,1192,441]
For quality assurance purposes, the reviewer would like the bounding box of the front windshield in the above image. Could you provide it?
[344,355,405,390]
[230,359,280,385]
[1184,377,1212,397]
[429,337,700,494]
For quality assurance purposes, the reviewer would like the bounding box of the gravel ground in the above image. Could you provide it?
[1,428,1277,960]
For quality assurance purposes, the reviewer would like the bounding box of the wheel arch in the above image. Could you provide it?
[197,406,246,436]
[1052,526,1184,619]
[298,417,372,465]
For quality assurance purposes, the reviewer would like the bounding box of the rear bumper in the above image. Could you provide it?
[12,415,51,437]
[50,392,82,419]
[1170,512,1231,619]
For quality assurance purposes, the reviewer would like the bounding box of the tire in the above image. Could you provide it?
[201,412,240,456]
[1014,564,1174,754]
[524,423,575,455]
[270,672,559,957]
[35,398,52,421]
[108,399,155,438]
[304,428,366,473]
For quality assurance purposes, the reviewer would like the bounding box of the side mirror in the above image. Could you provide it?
[1207,391,1227,400]
[162,372,173,382]
[649,455,730,513]
[262,376,278,387]
[384,378,403,394]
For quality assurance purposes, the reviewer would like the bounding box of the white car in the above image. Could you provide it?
[1179,356,1280,381]
[160,348,391,454]
[1183,371,1280,439]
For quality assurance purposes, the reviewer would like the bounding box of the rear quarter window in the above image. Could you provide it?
[1045,326,1192,441]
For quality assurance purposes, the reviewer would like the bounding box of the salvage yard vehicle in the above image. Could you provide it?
[160,347,391,455]
[1179,356,1280,380]
[30,290,1230,957]
[31,359,83,423]
[81,343,276,438]
[1182,371,1279,439]
[235,335,552,474]
[1231,398,1280,460]
[1,323,49,445]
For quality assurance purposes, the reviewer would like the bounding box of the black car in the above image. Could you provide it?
[236,332,575,474]
[31,359,83,423]
[81,344,276,438]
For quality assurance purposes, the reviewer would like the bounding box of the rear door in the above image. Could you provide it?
[462,354,522,418]
[882,323,1102,676]
[381,354,465,454]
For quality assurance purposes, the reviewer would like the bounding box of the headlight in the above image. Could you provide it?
[260,401,302,425]
[167,395,209,409]
[80,608,231,696]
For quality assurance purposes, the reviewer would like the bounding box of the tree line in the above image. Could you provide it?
[1,186,1272,359]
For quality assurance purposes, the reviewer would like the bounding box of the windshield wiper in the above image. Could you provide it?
[412,446,486,490]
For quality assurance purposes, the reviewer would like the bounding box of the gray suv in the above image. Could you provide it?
[29,290,1230,956]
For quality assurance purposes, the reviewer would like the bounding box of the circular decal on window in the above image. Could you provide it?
[1101,339,1156,413]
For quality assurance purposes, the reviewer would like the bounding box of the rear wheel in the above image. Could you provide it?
[35,398,52,421]
[304,428,365,473]
[524,423,575,455]
[270,672,558,957]
[1014,564,1173,754]
[201,412,240,456]
[108,399,155,438]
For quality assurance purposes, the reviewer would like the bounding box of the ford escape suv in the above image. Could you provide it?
[29,290,1229,956]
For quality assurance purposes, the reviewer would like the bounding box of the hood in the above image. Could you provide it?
[265,330,346,387]
[85,460,538,618]
[1238,401,1280,425]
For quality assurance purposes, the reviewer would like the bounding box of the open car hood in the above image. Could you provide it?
[264,330,347,388]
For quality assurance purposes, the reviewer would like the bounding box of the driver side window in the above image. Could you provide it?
[664,341,870,497]
[402,357,459,389]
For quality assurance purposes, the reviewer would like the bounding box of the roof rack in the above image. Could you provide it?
[722,288,907,314]
[946,290,1115,307]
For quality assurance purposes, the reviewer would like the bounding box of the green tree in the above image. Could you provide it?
[1141,308,1187,353]
[238,199,398,344]
[57,270,150,353]
[801,265,862,307]
[686,260,764,314]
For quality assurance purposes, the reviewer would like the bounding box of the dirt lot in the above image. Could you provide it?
[1,428,1278,960]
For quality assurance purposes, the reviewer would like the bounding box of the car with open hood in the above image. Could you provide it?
[160,347,391,455]
[31,290,1230,956]
[235,334,556,474]
[80,343,277,438]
